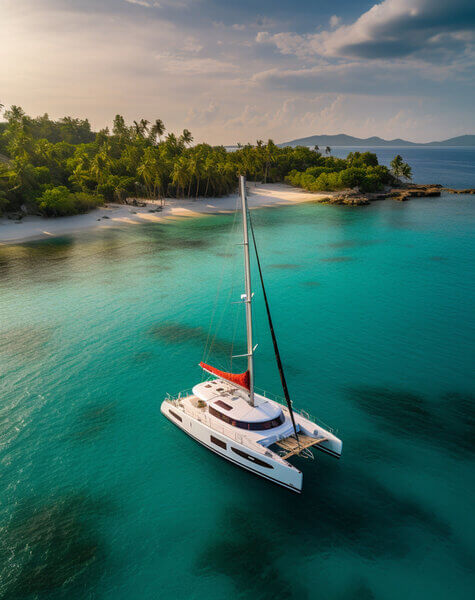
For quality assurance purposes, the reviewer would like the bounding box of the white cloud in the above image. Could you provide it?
[256,31,314,58]
[329,15,341,29]
[188,102,220,124]
[256,0,475,62]
[124,0,161,8]
[155,55,238,75]
[1,0,473,144]
[253,58,471,98]
[182,36,203,53]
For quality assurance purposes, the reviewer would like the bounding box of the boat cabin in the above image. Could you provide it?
[193,379,285,431]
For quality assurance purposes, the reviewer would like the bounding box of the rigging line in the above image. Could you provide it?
[207,204,240,364]
[248,211,300,444]
[202,200,240,367]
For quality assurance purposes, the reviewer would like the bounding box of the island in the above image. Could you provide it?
[0,106,472,227]
[280,133,475,148]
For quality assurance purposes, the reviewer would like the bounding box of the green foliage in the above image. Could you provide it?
[286,153,397,193]
[37,186,103,216]
[0,104,410,217]
[347,151,379,167]
[390,154,412,181]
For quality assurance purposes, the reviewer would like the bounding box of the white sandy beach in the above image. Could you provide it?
[0,183,327,245]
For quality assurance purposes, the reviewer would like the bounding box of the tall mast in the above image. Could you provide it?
[240,175,255,406]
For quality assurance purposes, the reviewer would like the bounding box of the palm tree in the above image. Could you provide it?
[112,114,131,145]
[137,148,158,198]
[140,119,150,134]
[263,139,277,183]
[89,141,112,186]
[181,129,193,146]
[164,133,180,157]
[401,162,412,181]
[390,155,404,178]
[203,155,215,197]
[150,119,165,144]
[4,105,26,124]
[186,156,197,198]
[172,156,189,198]
[325,146,331,155]
[314,145,319,152]
[133,119,149,138]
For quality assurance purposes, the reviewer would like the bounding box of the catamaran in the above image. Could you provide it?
[161,176,342,492]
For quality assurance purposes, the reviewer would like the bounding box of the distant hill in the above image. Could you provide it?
[280,133,475,147]
[425,135,475,146]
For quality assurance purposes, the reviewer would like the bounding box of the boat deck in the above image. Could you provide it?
[188,396,206,410]
[275,433,328,459]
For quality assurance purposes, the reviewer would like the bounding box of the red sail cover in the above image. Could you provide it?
[199,362,250,391]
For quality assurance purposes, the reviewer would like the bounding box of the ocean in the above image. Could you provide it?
[0,149,474,599]
[329,146,475,189]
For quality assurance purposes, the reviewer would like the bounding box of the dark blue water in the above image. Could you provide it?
[0,152,474,599]
[329,146,475,188]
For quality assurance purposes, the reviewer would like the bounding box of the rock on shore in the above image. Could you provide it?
[309,184,474,207]
[442,188,475,194]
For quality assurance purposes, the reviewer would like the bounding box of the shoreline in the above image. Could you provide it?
[1,182,471,246]
[0,183,325,246]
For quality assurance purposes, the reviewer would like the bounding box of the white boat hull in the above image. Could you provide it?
[161,400,303,493]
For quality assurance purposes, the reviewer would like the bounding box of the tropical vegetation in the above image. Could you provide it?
[0,105,412,216]
[390,154,413,181]
[285,151,410,193]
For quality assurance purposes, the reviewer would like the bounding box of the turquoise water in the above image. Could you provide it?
[1,190,475,598]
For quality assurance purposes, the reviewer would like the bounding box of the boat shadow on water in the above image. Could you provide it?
[347,386,475,457]
[147,321,239,358]
[68,402,117,442]
[190,387,475,598]
[193,452,455,600]
[0,492,113,600]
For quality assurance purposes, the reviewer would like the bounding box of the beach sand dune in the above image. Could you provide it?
[0,183,325,245]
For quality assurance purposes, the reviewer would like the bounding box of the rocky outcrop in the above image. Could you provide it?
[442,188,475,194]
[125,198,147,207]
[309,183,473,207]
[316,191,370,206]
[388,184,442,201]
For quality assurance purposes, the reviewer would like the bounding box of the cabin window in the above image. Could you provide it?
[215,400,232,411]
[169,409,182,422]
[231,447,273,469]
[209,406,285,430]
[210,435,226,450]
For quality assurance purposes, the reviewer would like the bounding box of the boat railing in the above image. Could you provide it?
[164,390,269,455]
[254,386,336,434]
[165,389,195,403]
[165,387,336,437]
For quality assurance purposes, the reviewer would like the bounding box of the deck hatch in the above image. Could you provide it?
[215,400,232,411]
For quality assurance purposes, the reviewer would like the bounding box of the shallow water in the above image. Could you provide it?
[1,191,474,599]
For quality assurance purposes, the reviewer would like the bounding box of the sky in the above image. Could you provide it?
[1,0,474,144]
